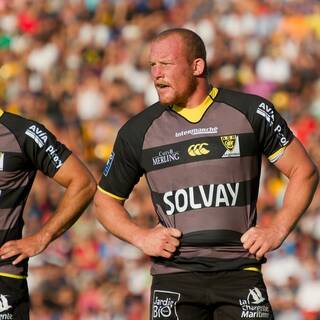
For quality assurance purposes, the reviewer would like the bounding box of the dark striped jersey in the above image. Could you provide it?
[0,109,71,277]
[98,87,294,275]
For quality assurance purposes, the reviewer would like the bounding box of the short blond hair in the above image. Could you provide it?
[153,28,207,72]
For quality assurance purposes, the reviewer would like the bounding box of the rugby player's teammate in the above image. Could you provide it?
[0,109,96,319]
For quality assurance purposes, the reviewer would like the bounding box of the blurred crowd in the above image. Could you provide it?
[0,0,320,319]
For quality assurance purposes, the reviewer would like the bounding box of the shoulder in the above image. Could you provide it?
[216,87,270,111]
[118,102,167,139]
[1,111,59,150]
[1,111,33,130]
[215,88,278,126]
[1,112,42,143]
[1,111,52,134]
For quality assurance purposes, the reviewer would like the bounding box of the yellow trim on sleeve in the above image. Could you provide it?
[0,272,27,279]
[242,267,261,273]
[268,147,285,163]
[0,108,4,117]
[97,186,126,201]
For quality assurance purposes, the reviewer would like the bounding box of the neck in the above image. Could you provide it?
[179,81,211,109]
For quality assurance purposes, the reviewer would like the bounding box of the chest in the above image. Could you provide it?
[140,105,258,174]
[0,123,30,169]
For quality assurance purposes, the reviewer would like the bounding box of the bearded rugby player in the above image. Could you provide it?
[94,28,318,320]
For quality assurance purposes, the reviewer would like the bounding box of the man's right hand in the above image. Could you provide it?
[136,224,181,258]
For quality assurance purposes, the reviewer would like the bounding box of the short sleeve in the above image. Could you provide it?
[23,122,71,177]
[251,99,294,163]
[98,131,144,199]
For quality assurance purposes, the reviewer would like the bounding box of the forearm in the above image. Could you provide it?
[0,178,96,265]
[271,166,318,238]
[94,192,147,249]
[94,190,182,257]
[37,175,96,246]
[242,139,318,258]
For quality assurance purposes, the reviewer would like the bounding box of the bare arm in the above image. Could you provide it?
[241,137,319,259]
[94,189,181,258]
[0,154,97,265]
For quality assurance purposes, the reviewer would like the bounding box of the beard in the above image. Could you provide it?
[157,82,197,107]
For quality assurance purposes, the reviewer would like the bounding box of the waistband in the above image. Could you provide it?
[0,272,27,279]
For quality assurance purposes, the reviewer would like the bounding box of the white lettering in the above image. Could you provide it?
[46,145,58,155]
[256,103,274,126]
[189,187,202,209]
[175,127,218,137]
[227,183,239,206]
[25,125,48,148]
[163,191,174,215]
[45,145,63,168]
[0,315,13,320]
[163,183,240,215]
[215,184,229,206]
[152,291,179,319]
[199,184,214,207]
[0,152,4,171]
[274,124,288,146]
[152,149,180,166]
[175,189,188,213]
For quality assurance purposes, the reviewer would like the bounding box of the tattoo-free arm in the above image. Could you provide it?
[94,189,181,258]
[241,138,319,259]
[0,154,97,265]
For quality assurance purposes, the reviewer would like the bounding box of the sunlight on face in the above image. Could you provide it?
[149,34,196,106]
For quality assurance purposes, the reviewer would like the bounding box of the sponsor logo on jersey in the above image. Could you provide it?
[256,102,274,126]
[239,287,270,318]
[256,102,290,151]
[0,294,13,318]
[152,149,180,166]
[46,145,63,169]
[273,124,289,146]
[152,290,180,320]
[163,183,239,215]
[221,135,240,157]
[25,125,48,148]
[175,127,218,138]
[103,152,115,176]
[187,143,209,156]
[0,152,3,171]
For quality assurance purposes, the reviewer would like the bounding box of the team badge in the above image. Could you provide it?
[221,135,236,151]
[221,135,240,158]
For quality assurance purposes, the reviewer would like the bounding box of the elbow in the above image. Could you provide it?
[306,160,320,192]
[93,189,123,220]
[80,174,97,203]
[86,176,98,201]
[93,191,107,223]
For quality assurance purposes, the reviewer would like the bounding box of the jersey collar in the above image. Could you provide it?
[171,87,218,123]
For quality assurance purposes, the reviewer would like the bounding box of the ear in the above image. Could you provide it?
[193,58,205,76]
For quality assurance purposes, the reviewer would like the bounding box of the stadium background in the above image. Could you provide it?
[0,0,320,319]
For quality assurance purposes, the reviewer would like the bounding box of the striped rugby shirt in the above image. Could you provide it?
[98,87,294,275]
[0,109,71,277]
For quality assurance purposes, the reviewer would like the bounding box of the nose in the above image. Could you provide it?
[151,64,163,79]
